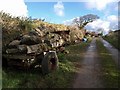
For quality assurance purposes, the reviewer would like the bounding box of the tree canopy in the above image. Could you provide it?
[73,14,99,29]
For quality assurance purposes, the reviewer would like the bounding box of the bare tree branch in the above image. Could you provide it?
[73,14,99,29]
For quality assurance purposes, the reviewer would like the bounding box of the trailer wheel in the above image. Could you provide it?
[42,51,59,74]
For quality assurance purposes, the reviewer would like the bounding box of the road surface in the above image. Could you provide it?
[73,38,103,88]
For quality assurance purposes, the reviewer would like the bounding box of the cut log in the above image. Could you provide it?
[8,40,20,48]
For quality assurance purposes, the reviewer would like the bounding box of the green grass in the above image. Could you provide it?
[2,39,91,88]
[2,61,75,88]
[65,38,91,62]
[103,33,119,51]
[96,38,120,88]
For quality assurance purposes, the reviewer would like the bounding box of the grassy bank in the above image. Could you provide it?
[96,38,120,88]
[2,40,91,88]
[103,30,119,51]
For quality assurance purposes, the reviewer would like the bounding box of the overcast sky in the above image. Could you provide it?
[0,0,119,34]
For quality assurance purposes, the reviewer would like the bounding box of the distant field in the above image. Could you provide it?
[103,30,120,51]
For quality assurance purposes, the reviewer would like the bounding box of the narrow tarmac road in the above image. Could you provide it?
[100,38,120,69]
[73,38,104,88]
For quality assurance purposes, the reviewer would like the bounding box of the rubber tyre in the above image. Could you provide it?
[42,51,59,74]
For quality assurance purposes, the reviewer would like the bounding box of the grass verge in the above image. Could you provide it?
[2,61,75,88]
[103,35,119,51]
[96,38,120,88]
[2,39,91,88]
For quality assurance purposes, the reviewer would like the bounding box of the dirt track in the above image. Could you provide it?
[73,38,104,88]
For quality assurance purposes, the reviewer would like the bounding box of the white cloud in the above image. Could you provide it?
[63,18,75,25]
[107,15,118,22]
[63,14,118,35]
[54,1,64,16]
[63,16,83,25]
[85,15,118,35]
[0,0,28,17]
[85,19,110,34]
[107,15,118,30]
[86,0,117,11]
